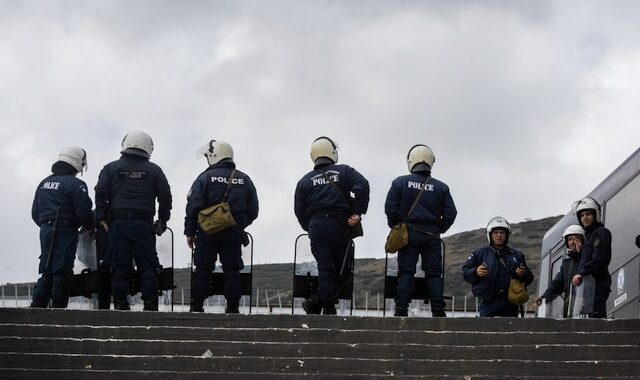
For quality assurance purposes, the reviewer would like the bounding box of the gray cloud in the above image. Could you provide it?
[1,1,640,283]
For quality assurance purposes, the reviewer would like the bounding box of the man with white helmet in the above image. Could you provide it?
[535,224,585,317]
[384,144,457,317]
[294,137,370,315]
[95,131,172,311]
[185,139,258,313]
[31,146,95,308]
[463,217,534,317]
[570,197,612,318]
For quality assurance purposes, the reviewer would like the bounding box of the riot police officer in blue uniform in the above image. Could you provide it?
[571,197,612,318]
[536,224,585,318]
[385,145,457,317]
[95,131,172,311]
[463,217,534,317]
[294,137,370,315]
[31,146,94,308]
[185,140,259,313]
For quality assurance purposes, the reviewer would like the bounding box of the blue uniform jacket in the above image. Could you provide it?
[578,224,612,281]
[294,163,370,231]
[31,162,94,229]
[184,161,259,236]
[95,154,172,223]
[462,246,534,302]
[384,173,457,235]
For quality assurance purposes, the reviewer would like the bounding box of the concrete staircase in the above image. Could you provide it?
[0,308,638,379]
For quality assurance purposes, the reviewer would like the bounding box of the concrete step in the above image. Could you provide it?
[1,336,638,361]
[0,352,638,377]
[2,308,640,332]
[1,308,639,378]
[2,323,638,346]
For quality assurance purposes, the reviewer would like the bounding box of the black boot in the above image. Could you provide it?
[113,296,130,311]
[190,299,204,312]
[394,303,408,317]
[302,295,322,314]
[225,304,240,314]
[143,299,158,311]
[432,309,447,317]
[322,305,337,315]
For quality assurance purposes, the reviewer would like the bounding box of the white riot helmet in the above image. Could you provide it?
[407,144,435,173]
[486,216,511,244]
[197,140,234,166]
[572,197,601,224]
[310,137,338,165]
[58,146,88,174]
[562,224,585,248]
[121,130,154,158]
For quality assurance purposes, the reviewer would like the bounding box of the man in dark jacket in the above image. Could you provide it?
[95,131,172,311]
[463,217,534,317]
[385,145,457,317]
[31,146,94,308]
[185,140,259,313]
[571,197,612,318]
[536,224,585,317]
[294,137,369,315]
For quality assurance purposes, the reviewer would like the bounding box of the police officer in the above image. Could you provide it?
[294,137,370,315]
[185,140,259,313]
[535,224,585,318]
[31,146,94,308]
[570,197,612,318]
[385,145,457,317]
[95,131,172,311]
[463,217,534,317]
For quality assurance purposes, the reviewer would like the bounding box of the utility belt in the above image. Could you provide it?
[310,211,352,226]
[44,219,76,227]
[109,209,153,222]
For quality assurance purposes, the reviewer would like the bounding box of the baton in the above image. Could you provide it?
[45,207,61,270]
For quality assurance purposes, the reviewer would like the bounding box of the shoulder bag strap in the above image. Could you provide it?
[221,169,236,202]
[404,176,430,222]
[320,170,353,208]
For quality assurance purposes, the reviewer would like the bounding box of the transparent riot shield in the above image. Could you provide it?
[68,232,103,309]
[570,275,596,318]
[291,233,354,315]
[541,295,564,319]
[383,239,447,317]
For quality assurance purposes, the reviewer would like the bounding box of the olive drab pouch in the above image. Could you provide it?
[508,278,529,306]
[197,169,237,235]
[384,177,430,254]
[197,202,237,235]
[385,222,408,253]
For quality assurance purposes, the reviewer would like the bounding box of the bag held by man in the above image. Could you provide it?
[320,170,364,238]
[197,169,237,235]
[384,177,430,254]
[198,202,236,235]
[508,278,529,305]
[384,223,408,253]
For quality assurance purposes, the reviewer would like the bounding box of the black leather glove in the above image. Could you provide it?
[242,231,250,247]
[154,220,167,236]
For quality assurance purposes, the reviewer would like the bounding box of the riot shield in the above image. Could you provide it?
[68,232,104,309]
[291,233,354,315]
[541,295,564,319]
[570,275,596,318]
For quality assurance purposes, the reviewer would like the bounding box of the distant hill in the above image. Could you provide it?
[171,215,563,307]
[7,216,563,307]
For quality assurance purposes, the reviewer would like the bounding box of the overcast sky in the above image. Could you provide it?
[1,1,640,284]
